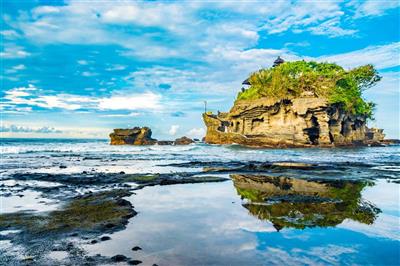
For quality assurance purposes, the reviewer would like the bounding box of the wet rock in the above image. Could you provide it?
[22,256,34,261]
[131,246,142,251]
[91,240,98,244]
[59,165,67,169]
[157,140,174,145]
[111,254,128,262]
[271,162,316,170]
[100,236,111,241]
[128,260,143,265]
[66,242,74,250]
[174,136,194,145]
[105,223,115,229]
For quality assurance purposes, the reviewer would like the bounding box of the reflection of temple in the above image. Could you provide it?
[231,174,380,230]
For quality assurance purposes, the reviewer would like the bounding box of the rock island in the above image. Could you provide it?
[203,57,387,148]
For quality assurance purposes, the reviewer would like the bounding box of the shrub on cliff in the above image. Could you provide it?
[237,61,381,118]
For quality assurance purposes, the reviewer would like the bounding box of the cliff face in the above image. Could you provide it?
[203,97,371,147]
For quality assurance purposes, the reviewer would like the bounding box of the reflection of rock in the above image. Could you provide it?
[231,174,380,230]
[110,127,157,145]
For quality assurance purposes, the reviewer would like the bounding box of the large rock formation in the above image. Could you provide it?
[110,127,157,145]
[203,97,383,147]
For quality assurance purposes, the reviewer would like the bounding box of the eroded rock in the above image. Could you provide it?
[110,127,157,145]
[203,98,387,147]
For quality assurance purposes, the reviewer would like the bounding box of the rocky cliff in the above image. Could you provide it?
[203,97,374,147]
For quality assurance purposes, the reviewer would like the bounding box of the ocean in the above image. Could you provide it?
[1,138,399,265]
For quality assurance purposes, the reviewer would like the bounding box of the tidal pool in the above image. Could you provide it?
[84,178,400,266]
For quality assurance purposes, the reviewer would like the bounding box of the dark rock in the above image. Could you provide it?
[105,223,115,229]
[100,236,111,241]
[91,240,98,244]
[131,246,142,251]
[128,260,143,265]
[59,165,67,169]
[111,255,128,262]
[119,171,125,174]
[157,140,174,145]
[174,136,194,145]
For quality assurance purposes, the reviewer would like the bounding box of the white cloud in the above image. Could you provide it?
[0,44,31,59]
[77,60,89,65]
[32,6,61,16]
[350,0,400,18]
[318,42,400,70]
[100,112,141,117]
[168,125,179,136]
[81,71,98,77]
[0,124,62,134]
[105,64,127,71]
[187,127,205,139]
[6,0,373,63]
[2,85,162,112]
[307,17,357,37]
[0,29,20,39]
[5,64,26,74]
[98,92,161,110]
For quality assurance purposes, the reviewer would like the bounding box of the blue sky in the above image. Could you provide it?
[1,0,399,139]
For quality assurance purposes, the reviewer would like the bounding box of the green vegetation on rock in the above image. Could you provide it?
[237,61,381,118]
[0,190,134,235]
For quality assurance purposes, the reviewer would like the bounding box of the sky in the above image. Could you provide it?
[1,0,399,139]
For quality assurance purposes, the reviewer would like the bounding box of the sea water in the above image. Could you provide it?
[1,138,399,265]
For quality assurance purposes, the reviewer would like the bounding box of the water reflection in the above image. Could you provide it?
[231,174,381,230]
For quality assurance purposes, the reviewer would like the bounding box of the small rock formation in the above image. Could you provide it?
[174,136,194,145]
[110,127,157,145]
[109,127,194,145]
[365,127,385,142]
[203,97,386,148]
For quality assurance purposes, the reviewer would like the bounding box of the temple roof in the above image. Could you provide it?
[273,56,285,67]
